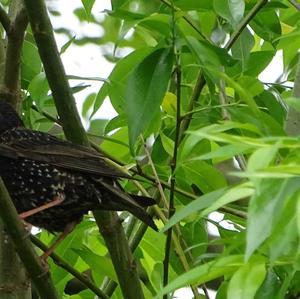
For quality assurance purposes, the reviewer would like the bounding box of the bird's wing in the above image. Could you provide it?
[0,128,130,179]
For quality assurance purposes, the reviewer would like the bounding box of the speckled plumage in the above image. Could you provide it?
[0,100,156,232]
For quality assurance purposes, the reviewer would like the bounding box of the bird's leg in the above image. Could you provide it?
[40,221,76,261]
[19,193,65,219]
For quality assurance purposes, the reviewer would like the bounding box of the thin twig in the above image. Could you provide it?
[143,140,169,208]
[220,206,247,219]
[30,235,109,299]
[225,0,268,49]
[163,53,181,299]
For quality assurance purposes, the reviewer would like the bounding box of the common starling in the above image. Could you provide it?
[0,100,157,232]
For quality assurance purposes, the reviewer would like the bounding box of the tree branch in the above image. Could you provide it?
[0,2,32,299]
[163,38,183,296]
[23,0,88,145]
[96,211,145,299]
[0,178,59,299]
[23,1,146,298]
[2,6,28,109]
[30,235,109,299]
[0,5,10,33]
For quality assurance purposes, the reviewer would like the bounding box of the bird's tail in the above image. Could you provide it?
[95,179,158,231]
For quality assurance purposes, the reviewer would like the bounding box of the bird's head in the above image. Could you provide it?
[0,100,24,133]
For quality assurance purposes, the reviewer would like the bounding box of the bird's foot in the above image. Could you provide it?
[19,194,65,219]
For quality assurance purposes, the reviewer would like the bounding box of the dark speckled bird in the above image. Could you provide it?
[0,100,157,232]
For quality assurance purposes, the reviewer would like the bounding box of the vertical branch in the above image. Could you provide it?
[96,212,145,299]
[163,64,180,298]
[2,3,28,109]
[163,2,186,297]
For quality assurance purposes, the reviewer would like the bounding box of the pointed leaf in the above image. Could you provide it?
[125,47,174,151]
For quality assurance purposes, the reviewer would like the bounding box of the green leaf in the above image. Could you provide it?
[160,132,174,156]
[250,10,281,43]
[27,72,50,106]
[206,68,260,113]
[162,188,226,232]
[60,36,76,54]
[227,257,266,299]
[246,177,300,259]
[179,160,227,193]
[191,143,252,161]
[155,255,244,298]
[228,0,245,26]
[21,40,42,87]
[244,51,275,77]
[254,269,281,299]
[104,114,127,134]
[175,0,213,10]
[125,47,174,152]
[231,27,254,63]
[199,183,253,217]
[81,0,95,17]
[92,47,153,116]
[185,36,236,67]
[73,246,116,280]
[237,76,264,98]
[247,146,279,174]
[213,0,245,28]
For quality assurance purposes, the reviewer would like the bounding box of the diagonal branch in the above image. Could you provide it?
[30,235,109,299]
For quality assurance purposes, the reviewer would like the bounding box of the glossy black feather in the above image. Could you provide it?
[0,100,157,232]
